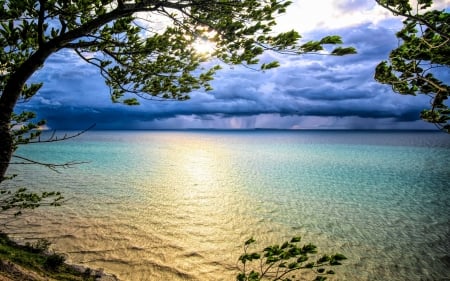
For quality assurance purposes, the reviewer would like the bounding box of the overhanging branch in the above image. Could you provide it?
[10,155,88,172]
[375,0,450,41]
[18,123,96,144]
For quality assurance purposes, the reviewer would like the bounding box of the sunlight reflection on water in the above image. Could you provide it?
[4,131,450,281]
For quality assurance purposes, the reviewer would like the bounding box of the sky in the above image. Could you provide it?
[18,0,450,130]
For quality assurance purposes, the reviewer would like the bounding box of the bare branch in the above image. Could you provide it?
[18,123,96,144]
[9,155,88,172]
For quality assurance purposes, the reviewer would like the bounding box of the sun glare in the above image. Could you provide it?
[193,38,216,55]
[192,30,217,56]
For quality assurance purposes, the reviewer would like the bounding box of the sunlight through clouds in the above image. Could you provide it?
[19,0,449,130]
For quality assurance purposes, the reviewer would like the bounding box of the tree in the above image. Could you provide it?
[0,0,356,183]
[236,237,346,281]
[374,0,449,132]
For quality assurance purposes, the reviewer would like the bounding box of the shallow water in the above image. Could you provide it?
[4,130,450,281]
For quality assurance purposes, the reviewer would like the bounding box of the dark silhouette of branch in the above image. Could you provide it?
[18,123,96,145]
[9,155,88,172]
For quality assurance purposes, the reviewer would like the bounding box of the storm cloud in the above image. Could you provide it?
[15,1,447,130]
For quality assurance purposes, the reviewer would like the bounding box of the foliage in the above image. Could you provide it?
[24,238,66,271]
[374,0,450,132]
[0,0,356,183]
[237,237,346,281]
[0,232,98,280]
[24,238,52,253]
[0,186,64,217]
[44,252,66,271]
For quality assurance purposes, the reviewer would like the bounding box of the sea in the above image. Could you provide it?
[3,130,450,281]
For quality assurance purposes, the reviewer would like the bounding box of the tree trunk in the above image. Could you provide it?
[0,119,13,183]
[0,48,55,183]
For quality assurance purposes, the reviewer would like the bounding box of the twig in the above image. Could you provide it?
[24,123,96,144]
[9,155,88,172]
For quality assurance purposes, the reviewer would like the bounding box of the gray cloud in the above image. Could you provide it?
[15,18,436,130]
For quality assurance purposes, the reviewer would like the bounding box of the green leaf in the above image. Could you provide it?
[331,253,347,261]
[319,35,342,44]
[123,98,140,106]
[331,47,357,56]
[261,61,280,70]
[290,236,301,243]
[281,241,289,249]
[245,238,256,245]
[317,255,331,263]
[329,253,347,265]
[297,255,308,263]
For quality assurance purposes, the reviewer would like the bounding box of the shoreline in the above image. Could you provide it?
[0,260,119,281]
[0,232,119,281]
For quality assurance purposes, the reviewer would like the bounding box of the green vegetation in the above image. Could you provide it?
[1,187,64,217]
[375,0,449,132]
[237,237,346,281]
[0,232,102,280]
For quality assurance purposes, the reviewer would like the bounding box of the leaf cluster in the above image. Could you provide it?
[0,187,64,216]
[237,237,346,281]
[374,0,449,132]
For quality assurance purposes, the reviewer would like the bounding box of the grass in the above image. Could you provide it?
[0,232,98,281]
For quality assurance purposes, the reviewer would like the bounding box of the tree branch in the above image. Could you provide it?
[24,123,96,144]
[375,1,450,41]
[64,40,100,49]
[9,155,88,172]
[37,0,46,47]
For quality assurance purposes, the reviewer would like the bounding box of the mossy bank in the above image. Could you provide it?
[0,232,118,281]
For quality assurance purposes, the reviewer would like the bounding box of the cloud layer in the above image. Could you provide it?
[16,1,448,130]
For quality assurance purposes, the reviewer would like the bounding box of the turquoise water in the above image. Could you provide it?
[4,130,450,281]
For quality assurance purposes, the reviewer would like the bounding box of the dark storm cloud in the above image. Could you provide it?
[285,87,375,101]
[16,17,435,130]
